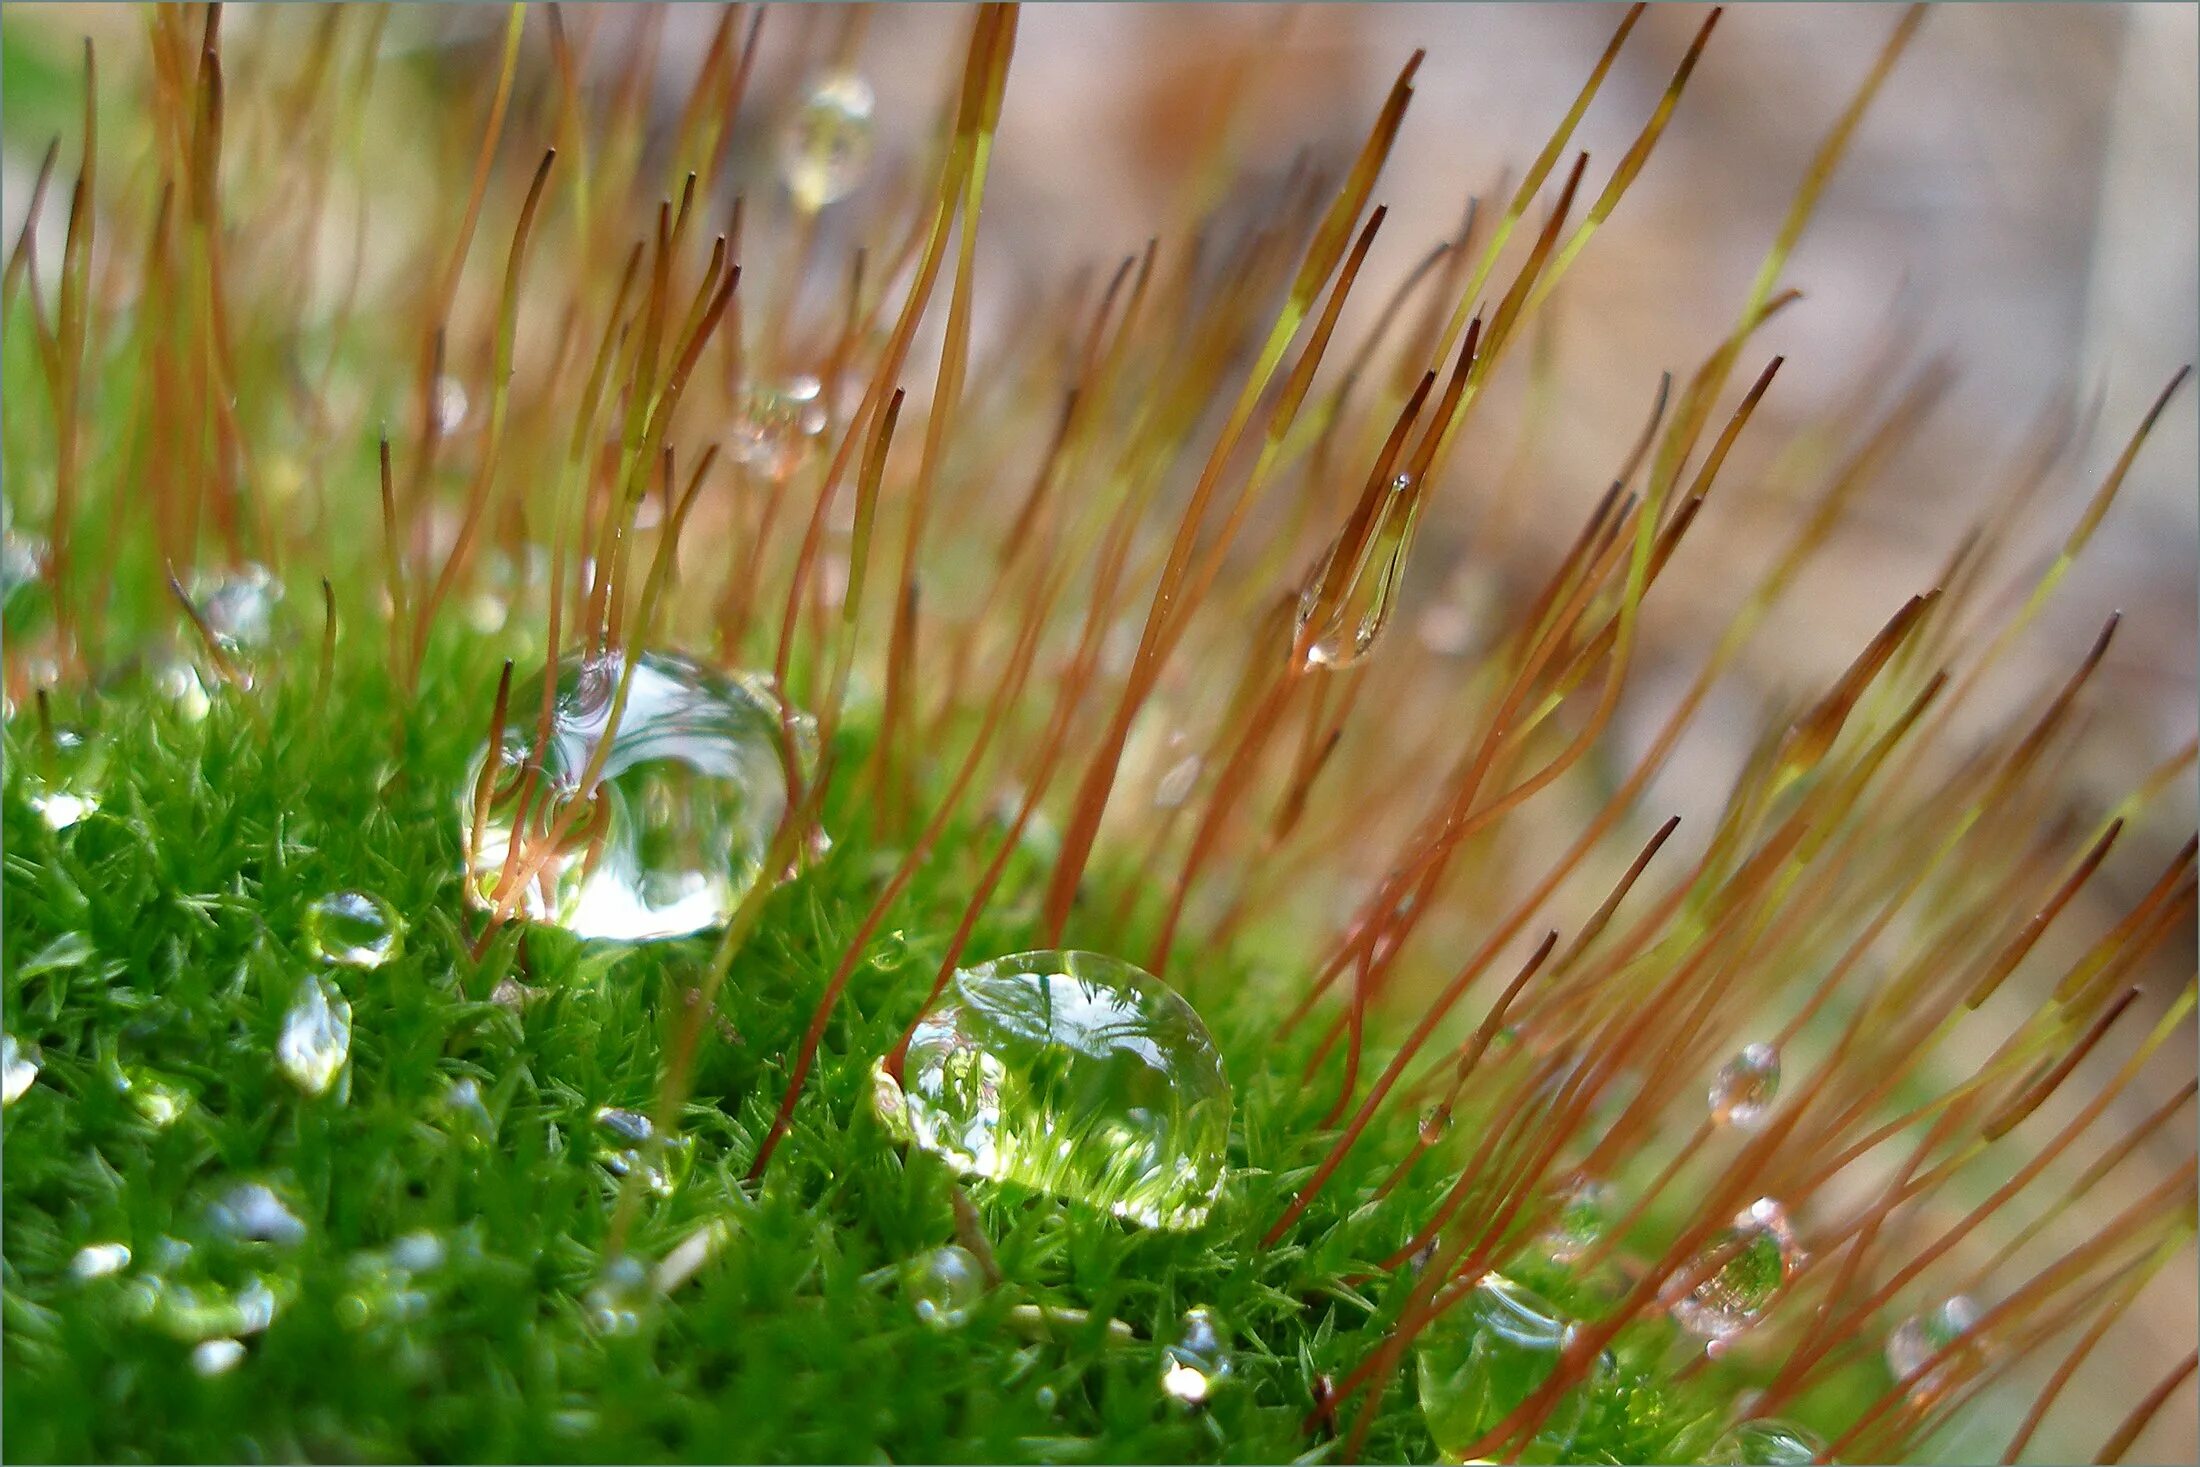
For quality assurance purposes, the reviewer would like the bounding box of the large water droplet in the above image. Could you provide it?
[1416,1274,1594,1460]
[876,949,1232,1229]
[1664,1199,1801,1346]
[1884,1294,1983,1405]
[904,1245,985,1330]
[276,973,352,1097]
[205,1182,308,1248]
[191,563,283,651]
[461,649,818,942]
[1709,1043,1780,1131]
[1540,1176,1613,1266]
[70,1242,133,1280]
[1705,1418,1828,1465]
[779,72,875,212]
[303,890,403,969]
[1160,1305,1233,1408]
[191,1337,248,1376]
[2,1032,40,1105]
[732,376,829,480]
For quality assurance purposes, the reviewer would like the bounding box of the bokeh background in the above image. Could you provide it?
[4,4,2193,1460]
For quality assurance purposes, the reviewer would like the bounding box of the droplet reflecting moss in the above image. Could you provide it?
[903,1245,985,1330]
[303,891,402,969]
[779,72,875,212]
[1664,1199,1801,1346]
[1705,1418,1828,1465]
[878,950,1231,1229]
[1416,1274,1592,1461]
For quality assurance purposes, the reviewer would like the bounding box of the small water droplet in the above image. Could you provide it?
[303,890,403,969]
[1419,1104,1454,1146]
[191,1337,248,1376]
[583,1254,652,1336]
[885,950,1233,1229]
[1664,1199,1801,1345]
[593,1106,687,1197]
[1885,1294,1984,1405]
[205,1182,308,1248]
[191,563,283,651]
[461,650,819,942]
[149,657,212,721]
[1709,1043,1780,1130]
[2,532,45,611]
[24,725,105,830]
[1540,1176,1613,1265]
[115,1065,192,1128]
[731,375,830,479]
[70,1242,133,1280]
[1416,1274,1591,1459]
[434,375,471,435]
[2,1033,41,1105]
[779,72,875,212]
[1297,473,1421,670]
[1153,753,1202,811]
[904,1244,985,1330]
[276,973,352,1097]
[441,1077,497,1144]
[1705,1418,1828,1465]
[1160,1305,1233,1408]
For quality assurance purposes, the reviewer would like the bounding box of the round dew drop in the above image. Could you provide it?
[1415,1274,1597,1462]
[275,973,352,1097]
[1705,1419,1828,1465]
[460,650,819,943]
[1540,1175,1613,1266]
[1161,1305,1233,1407]
[2,1032,40,1106]
[1709,1043,1780,1130]
[875,950,1232,1229]
[903,1245,985,1330]
[778,71,876,213]
[1664,1198,1802,1347]
[1885,1294,1984,1405]
[303,890,403,969]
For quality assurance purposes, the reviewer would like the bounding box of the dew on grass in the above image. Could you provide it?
[303,890,403,969]
[115,1065,192,1128]
[1540,1176,1613,1265]
[191,1337,248,1376]
[442,1077,497,1144]
[276,973,352,1097]
[731,375,830,479]
[2,1033,40,1105]
[205,1182,308,1248]
[1298,472,1418,669]
[70,1242,133,1280]
[127,1273,292,1342]
[149,657,212,722]
[779,71,875,212]
[1160,1305,1233,1408]
[904,1244,985,1330]
[1665,1199,1802,1347]
[461,649,818,942]
[1705,1418,1829,1465]
[1416,1274,1592,1460]
[593,1105,688,1196]
[191,562,283,651]
[25,726,104,830]
[1709,1043,1780,1131]
[583,1254,651,1336]
[877,949,1232,1229]
[1885,1294,1984,1405]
